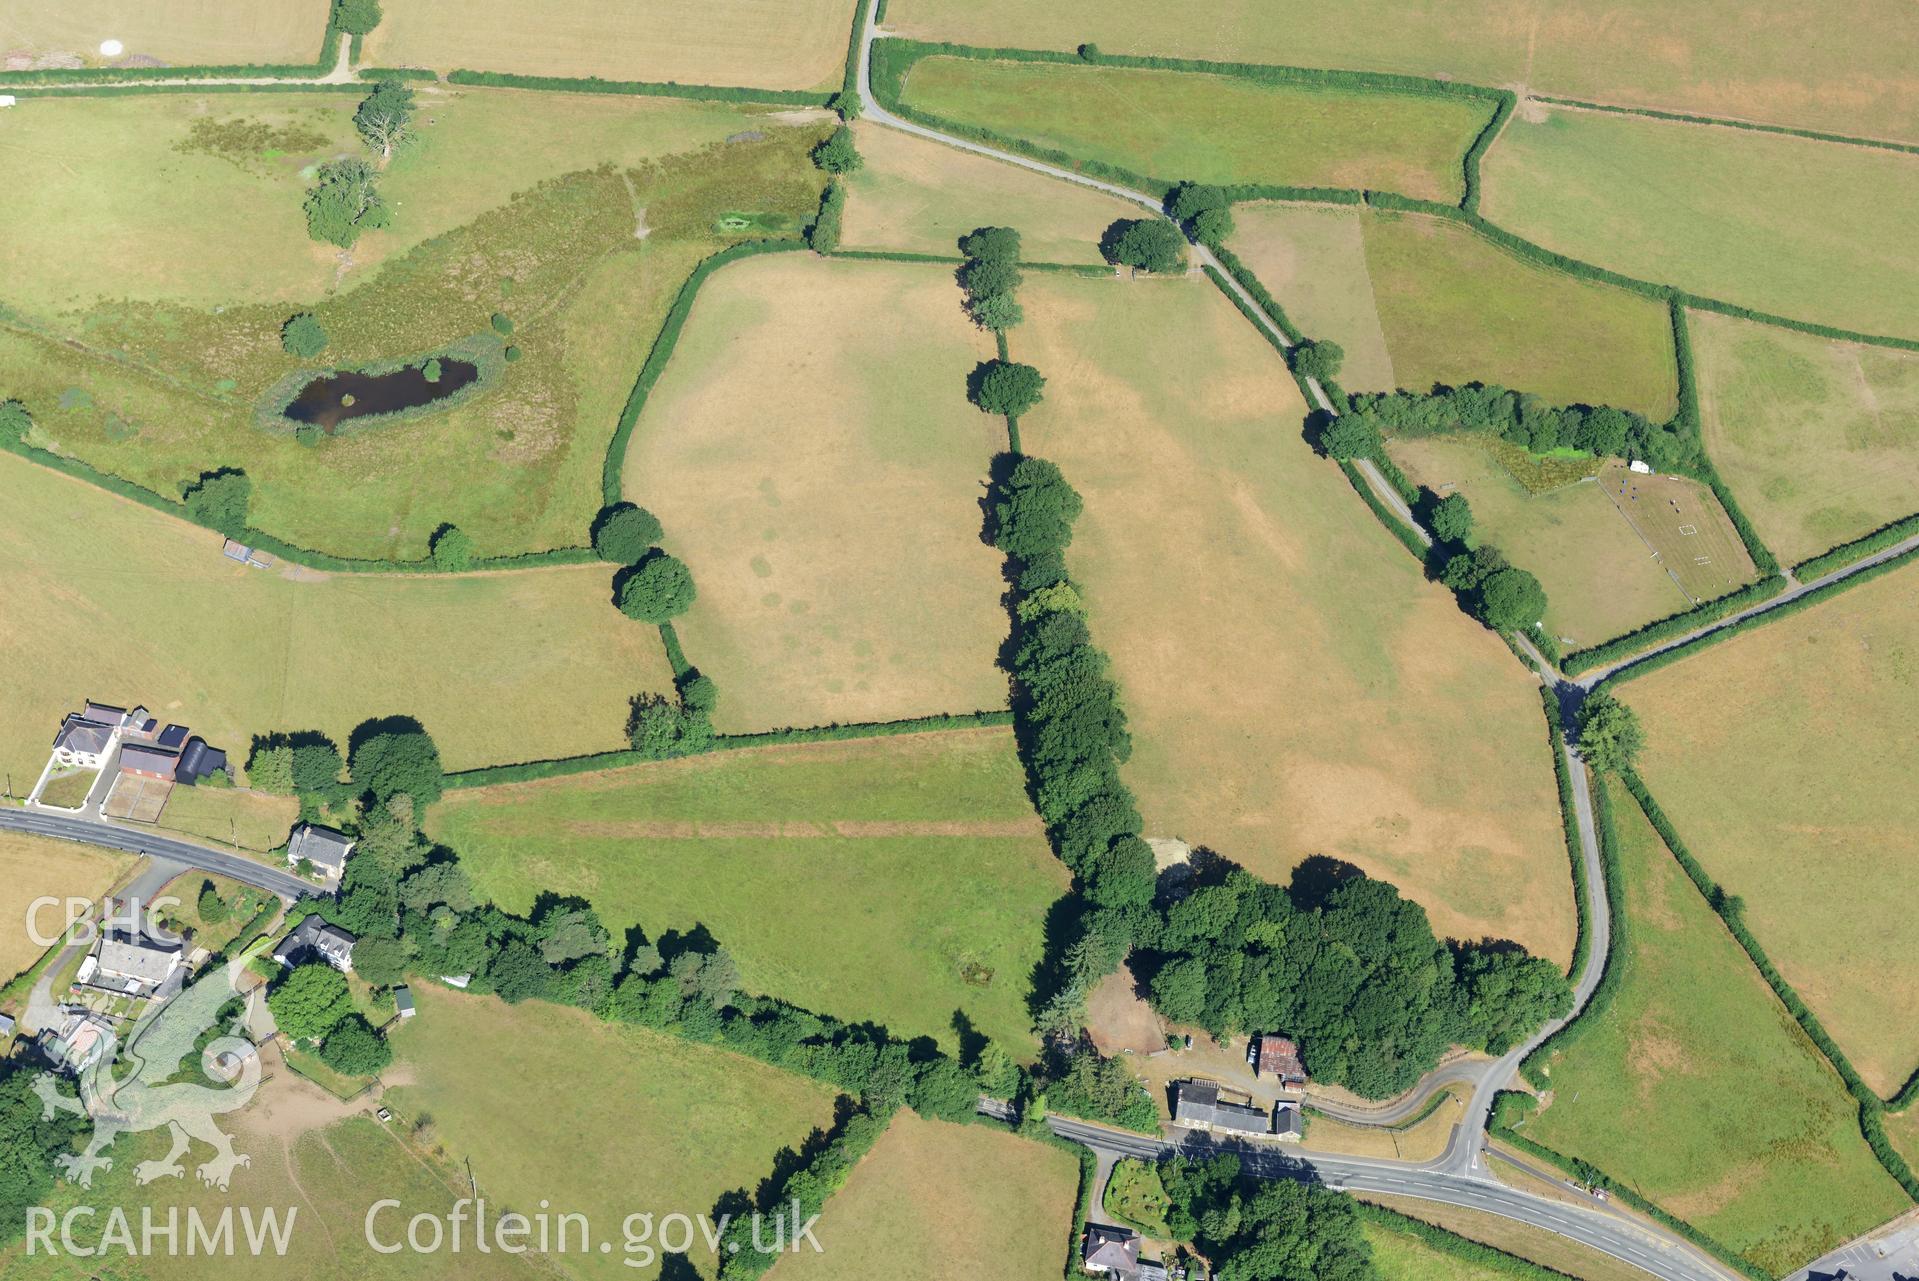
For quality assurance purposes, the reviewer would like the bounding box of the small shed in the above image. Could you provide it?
[393,985,416,1019]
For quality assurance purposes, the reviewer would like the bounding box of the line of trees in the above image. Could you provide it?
[1346,383,1703,476]
[958,224,1024,332]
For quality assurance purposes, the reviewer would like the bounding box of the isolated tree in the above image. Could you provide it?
[1100,218,1186,273]
[196,882,230,925]
[349,727,444,806]
[969,359,1046,417]
[807,180,846,254]
[811,125,863,173]
[1189,204,1234,247]
[320,1014,392,1074]
[268,961,353,1042]
[592,503,664,564]
[182,469,252,537]
[281,313,329,358]
[1317,413,1379,461]
[331,0,383,35]
[353,79,416,163]
[1290,338,1345,384]
[304,158,389,249]
[1575,692,1644,773]
[1476,566,1548,631]
[959,225,1021,263]
[429,524,474,571]
[1167,182,1230,224]
[422,357,443,383]
[617,551,696,622]
[1429,492,1474,544]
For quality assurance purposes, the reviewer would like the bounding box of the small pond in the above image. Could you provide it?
[283,359,480,430]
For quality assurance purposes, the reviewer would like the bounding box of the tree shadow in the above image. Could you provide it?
[346,714,426,758]
[1286,855,1366,912]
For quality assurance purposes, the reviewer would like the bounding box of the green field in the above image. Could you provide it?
[1483,108,1919,340]
[361,0,857,92]
[429,730,1069,1054]
[881,0,1919,143]
[1366,1217,1522,1281]
[622,253,1011,731]
[1360,211,1678,417]
[1016,272,1575,965]
[1227,202,1398,392]
[0,0,329,69]
[1620,561,1919,1094]
[773,1111,1080,1281]
[386,984,841,1281]
[0,452,675,788]
[1519,778,1907,1274]
[893,54,1496,203]
[1693,310,1919,565]
[840,120,1135,264]
[0,91,826,558]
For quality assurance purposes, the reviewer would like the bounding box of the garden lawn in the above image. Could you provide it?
[1227,203,1397,392]
[1360,211,1678,418]
[361,0,857,92]
[840,120,1135,264]
[894,55,1495,203]
[622,253,1010,731]
[1389,438,1688,649]
[1693,310,1919,565]
[1017,273,1575,965]
[385,985,842,1281]
[430,730,1069,1055]
[1619,560,1919,1095]
[0,452,675,788]
[0,832,131,984]
[1482,107,1919,340]
[0,0,328,69]
[1519,777,1907,1275]
[880,0,1919,143]
[771,1110,1079,1281]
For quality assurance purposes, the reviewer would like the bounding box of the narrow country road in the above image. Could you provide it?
[0,807,312,899]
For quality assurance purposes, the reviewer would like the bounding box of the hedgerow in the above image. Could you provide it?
[445,69,830,106]
[0,26,343,86]
[602,239,807,505]
[1460,90,1516,214]
[1560,576,1787,676]
[1621,774,1919,1193]
[718,1107,894,1279]
[1519,770,1625,1087]
[1355,1203,1582,1281]
[5,82,364,100]
[1540,687,1592,986]
[357,67,438,82]
[1794,512,1919,580]
[1530,97,1919,159]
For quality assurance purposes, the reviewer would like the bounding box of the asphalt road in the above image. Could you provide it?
[0,807,311,899]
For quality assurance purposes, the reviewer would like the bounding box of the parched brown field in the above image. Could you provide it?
[1621,561,1919,1093]
[881,0,1919,144]
[1018,273,1575,964]
[1694,310,1919,565]
[840,121,1135,264]
[623,253,1011,731]
[1389,439,1687,649]
[0,0,328,68]
[0,832,132,983]
[772,1111,1080,1281]
[362,0,857,91]
[1227,203,1397,392]
[0,452,674,787]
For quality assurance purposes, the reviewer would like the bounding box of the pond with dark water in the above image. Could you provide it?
[283,359,480,430]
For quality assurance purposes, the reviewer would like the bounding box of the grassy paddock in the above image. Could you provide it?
[894,55,1494,202]
[0,452,675,787]
[1227,203,1397,392]
[1359,210,1678,417]
[1483,107,1919,341]
[839,120,1136,264]
[429,730,1069,1055]
[622,254,1011,732]
[1693,310,1919,565]
[1620,561,1919,1094]
[0,833,132,984]
[879,0,1919,143]
[1518,777,1906,1272]
[361,0,857,92]
[1018,272,1574,964]
[384,984,841,1280]
[0,0,328,70]
[774,1111,1080,1280]
[158,786,301,853]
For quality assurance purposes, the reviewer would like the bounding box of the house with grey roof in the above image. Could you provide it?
[274,915,357,972]
[1172,1080,1272,1138]
[80,929,185,997]
[1272,1101,1304,1142]
[287,823,355,885]
[118,743,180,781]
[1085,1225,1141,1274]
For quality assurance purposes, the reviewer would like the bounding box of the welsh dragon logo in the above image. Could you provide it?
[32,941,267,1191]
